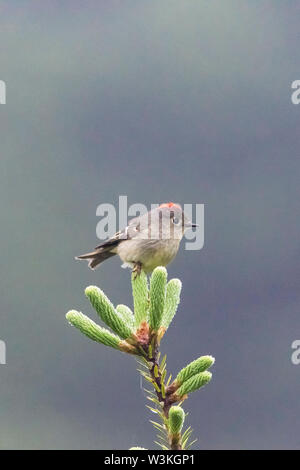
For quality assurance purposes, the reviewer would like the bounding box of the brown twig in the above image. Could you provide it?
[144,333,182,450]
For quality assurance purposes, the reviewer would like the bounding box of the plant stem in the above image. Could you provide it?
[146,333,182,450]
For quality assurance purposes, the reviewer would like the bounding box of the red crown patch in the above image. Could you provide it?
[159,202,181,209]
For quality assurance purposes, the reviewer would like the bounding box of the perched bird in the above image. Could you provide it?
[76,202,198,275]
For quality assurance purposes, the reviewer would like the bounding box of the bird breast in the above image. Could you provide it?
[117,238,181,273]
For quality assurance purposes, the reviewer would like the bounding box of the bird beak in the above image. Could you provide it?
[185,221,199,228]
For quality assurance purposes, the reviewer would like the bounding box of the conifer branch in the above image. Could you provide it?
[66,266,215,450]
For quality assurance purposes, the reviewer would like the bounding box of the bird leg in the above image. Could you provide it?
[132,261,142,279]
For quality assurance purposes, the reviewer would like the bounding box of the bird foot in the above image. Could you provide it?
[132,262,142,279]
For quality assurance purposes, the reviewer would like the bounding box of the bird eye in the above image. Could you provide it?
[173,217,180,225]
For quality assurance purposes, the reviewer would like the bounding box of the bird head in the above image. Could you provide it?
[138,202,198,241]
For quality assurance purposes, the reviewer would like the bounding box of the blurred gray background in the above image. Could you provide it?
[0,0,299,449]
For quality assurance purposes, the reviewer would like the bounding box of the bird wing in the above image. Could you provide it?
[94,216,141,250]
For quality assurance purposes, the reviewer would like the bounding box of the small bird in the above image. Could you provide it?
[76,202,198,275]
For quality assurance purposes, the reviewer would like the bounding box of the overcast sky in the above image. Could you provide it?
[0,1,299,449]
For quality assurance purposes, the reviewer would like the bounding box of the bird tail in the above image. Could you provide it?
[75,248,116,270]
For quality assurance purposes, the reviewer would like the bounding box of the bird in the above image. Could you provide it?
[76,202,198,275]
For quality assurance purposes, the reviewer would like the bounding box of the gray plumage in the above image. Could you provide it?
[76,203,196,273]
